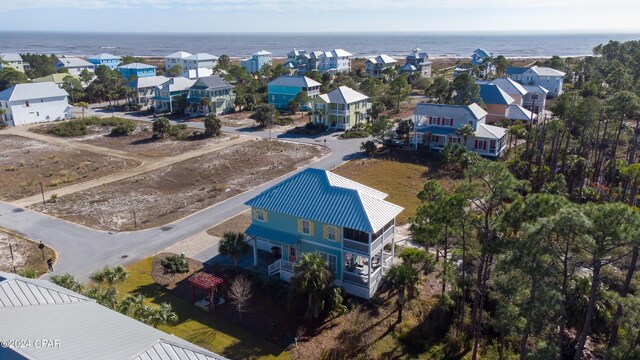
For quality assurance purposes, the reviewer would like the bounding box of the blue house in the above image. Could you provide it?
[86,53,122,70]
[117,62,156,79]
[240,50,272,74]
[267,76,321,111]
[244,168,403,299]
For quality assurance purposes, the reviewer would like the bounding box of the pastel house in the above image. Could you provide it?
[54,57,95,75]
[506,65,565,98]
[365,55,397,78]
[241,50,272,74]
[164,51,192,71]
[267,76,321,111]
[244,168,403,299]
[126,76,169,109]
[185,75,235,117]
[86,53,122,70]
[312,86,370,130]
[0,53,25,73]
[117,62,156,79]
[153,77,196,114]
[478,83,536,123]
[412,103,507,159]
[0,82,72,126]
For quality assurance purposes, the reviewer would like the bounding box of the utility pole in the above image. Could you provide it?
[133,210,137,229]
[9,243,16,273]
[39,182,45,206]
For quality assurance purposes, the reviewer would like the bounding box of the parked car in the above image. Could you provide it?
[384,139,404,148]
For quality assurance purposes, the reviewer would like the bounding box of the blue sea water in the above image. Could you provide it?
[0,31,639,59]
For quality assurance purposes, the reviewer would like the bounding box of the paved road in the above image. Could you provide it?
[0,107,365,280]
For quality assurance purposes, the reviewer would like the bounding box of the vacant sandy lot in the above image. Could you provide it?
[0,230,56,276]
[0,135,140,201]
[32,139,327,231]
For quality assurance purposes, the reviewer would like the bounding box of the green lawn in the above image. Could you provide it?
[115,258,288,360]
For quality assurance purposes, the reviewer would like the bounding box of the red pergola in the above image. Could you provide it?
[188,272,225,312]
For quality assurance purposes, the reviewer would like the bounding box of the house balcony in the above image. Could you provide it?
[343,225,394,255]
[341,250,393,299]
[267,259,296,280]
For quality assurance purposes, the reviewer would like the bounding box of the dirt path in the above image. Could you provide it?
[8,127,253,207]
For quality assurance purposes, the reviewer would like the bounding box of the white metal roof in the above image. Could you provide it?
[0,53,23,62]
[128,75,170,89]
[87,53,122,61]
[180,67,214,79]
[0,82,69,102]
[253,50,272,56]
[0,272,89,307]
[186,53,219,61]
[159,77,197,92]
[320,86,368,104]
[119,62,157,70]
[530,66,566,77]
[332,49,352,57]
[505,104,536,121]
[521,84,549,94]
[475,122,506,140]
[56,57,94,68]
[165,51,193,59]
[0,272,227,360]
[366,54,397,65]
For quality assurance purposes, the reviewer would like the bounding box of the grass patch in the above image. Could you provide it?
[115,258,288,360]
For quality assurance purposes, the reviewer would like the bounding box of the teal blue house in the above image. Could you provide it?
[86,53,122,70]
[244,168,403,299]
[117,62,156,79]
[267,76,321,111]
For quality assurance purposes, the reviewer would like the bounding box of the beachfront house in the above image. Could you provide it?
[164,51,192,71]
[267,76,321,111]
[127,75,169,109]
[412,102,507,159]
[0,272,227,360]
[284,49,307,73]
[86,53,122,70]
[244,168,403,299]
[241,50,272,74]
[185,75,235,117]
[312,86,369,130]
[506,65,565,98]
[0,53,25,73]
[54,57,95,75]
[365,55,397,79]
[0,82,72,127]
[470,48,495,77]
[183,53,219,71]
[478,83,536,123]
[318,49,352,74]
[153,77,196,114]
[399,46,432,78]
[118,62,157,79]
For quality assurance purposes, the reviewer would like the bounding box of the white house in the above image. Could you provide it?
[318,49,352,74]
[180,67,214,79]
[506,65,565,98]
[183,53,219,71]
[0,53,25,73]
[54,57,95,75]
[241,50,272,74]
[365,55,397,78]
[0,82,72,126]
[413,103,507,159]
[164,51,192,71]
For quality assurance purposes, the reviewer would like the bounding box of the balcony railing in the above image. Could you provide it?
[343,266,383,288]
[344,226,394,255]
[383,225,394,241]
[343,238,369,254]
[267,259,296,276]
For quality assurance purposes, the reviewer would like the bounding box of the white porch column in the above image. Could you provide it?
[391,219,396,262]
[367,232,372,286]
[253,237,258,267]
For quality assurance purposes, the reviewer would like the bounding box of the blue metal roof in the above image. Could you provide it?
[506,67,528,75]
[479,84,515,105]
[244,168,403,233]
[245,224,299,245]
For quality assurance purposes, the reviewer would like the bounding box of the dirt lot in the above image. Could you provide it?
[218,112,258,128]
[31,139,327,231]
[0,230,56,276]
[207,211,252,237]
[0,135,140,201]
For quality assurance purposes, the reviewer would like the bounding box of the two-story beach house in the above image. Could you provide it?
[244,168,404,299]
[32,73,79,88]
[470,48,495,77]
[521,84,548,115]
[365,55,397,79]
[54,57,95,75]
[399,46,432,78]
[153,77,196,114]
[118,62,157,79]
[86,53,122,70]
[318,49,352,74]
[506,65,565,98]
[164,51,192,71]
[478,83,536,123]
[185,75,235,117]
[284,49,307,73]
[183,53,219,71]
[267,76,321,111]
[412,103,507,159]
[0,53,25,73]
[0,82,72,126]
[127,76,169,109]
[312,86,369,130]
[241,51,272,74]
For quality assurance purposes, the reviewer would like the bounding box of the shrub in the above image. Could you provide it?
[274,117,294,126]
[110,122,136,136]
[47,116,137,137]
[18,268,38,278]
[360,140,377,156]
[48,121,88,137]
[160,254,189,280]
[168,123,188,140]
[340,129,369,139]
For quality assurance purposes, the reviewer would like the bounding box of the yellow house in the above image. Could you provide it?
[312,86,370,130]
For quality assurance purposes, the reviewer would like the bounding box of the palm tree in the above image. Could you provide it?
[456,124,475,148]
[218,232,250,269]
[139,303,178,328]
[200,97,212,116]
[385,263,420,323]
[90,265,129,286]
[292,252,334,319]
[75,102,89,118]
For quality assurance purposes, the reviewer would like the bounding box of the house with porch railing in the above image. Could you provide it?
[244,168,403,299]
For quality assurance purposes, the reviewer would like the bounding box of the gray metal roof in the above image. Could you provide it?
[366,54,397,65]
[244,168,403,233]
[55,57,94,68]
[475,122,506,140]
[186,53,219,61]
[128,76,170,89]
[530,65,566,77]
[0,272,88,307]
[191,75,234,91]
[521,84,549,94]
[165,51,193,59]
[87,53,122,61]
[159,77,197,92]
[0,272,227,360]
[119,62,157,70]
[318,86,368,104]
[414,102,487,121]
[505,104,536,121]
[268,75,321,88]
[0,53,23,62]
[0,82,69,102]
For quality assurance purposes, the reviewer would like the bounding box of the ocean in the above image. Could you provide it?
[1,31,639,59]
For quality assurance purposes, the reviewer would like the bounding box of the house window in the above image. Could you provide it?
[327,226,337,241]
[469,120,474,126]
[255,209,265,222]
[302,219,311,235]
[319,252,337,273]
[25,101,30,107]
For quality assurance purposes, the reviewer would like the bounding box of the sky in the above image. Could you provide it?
[0,0,639,33]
